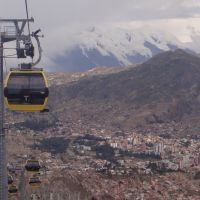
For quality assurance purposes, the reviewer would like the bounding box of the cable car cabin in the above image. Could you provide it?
[8,185,18,196]
[25,159,41,172]
[8,174,13,185]
[4,69,49,112]
[29,176,41,188]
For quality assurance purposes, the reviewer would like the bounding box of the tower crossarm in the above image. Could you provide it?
[0,18,34,43]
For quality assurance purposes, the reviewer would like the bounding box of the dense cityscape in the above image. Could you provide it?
[6,106,200,199]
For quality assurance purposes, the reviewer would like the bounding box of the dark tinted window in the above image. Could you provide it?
[8,73,45,89]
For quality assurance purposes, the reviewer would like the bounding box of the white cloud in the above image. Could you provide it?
[1,0,200,69]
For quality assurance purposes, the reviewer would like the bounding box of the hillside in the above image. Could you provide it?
[5,49,200,199]
[49,49,200,136]
[10,49,200,136]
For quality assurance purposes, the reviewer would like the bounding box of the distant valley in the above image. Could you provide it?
[46,49,200,137]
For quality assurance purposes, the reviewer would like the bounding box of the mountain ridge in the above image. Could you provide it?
[51,27,188,72]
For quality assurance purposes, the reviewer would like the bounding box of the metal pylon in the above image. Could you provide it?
[0,34,8,200]
[0,18,34,200]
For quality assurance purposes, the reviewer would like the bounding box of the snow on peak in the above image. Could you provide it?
[75,26,183,65]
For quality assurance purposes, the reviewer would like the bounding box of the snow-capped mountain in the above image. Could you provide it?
[52,27,186,72]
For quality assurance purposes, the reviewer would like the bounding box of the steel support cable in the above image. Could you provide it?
[3,57,18,59]
[25,0,31,41]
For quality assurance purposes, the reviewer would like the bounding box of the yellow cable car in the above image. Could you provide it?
[25,159,41,173]
[29,176,41,189]
[8,185,18,196]
[4,68,49,112]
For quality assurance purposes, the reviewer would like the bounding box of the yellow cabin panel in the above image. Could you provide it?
[4,70,49,112]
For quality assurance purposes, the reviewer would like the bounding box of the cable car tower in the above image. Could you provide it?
[0,1,45,199]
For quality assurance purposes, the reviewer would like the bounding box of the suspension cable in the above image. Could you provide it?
[25,0,31,41]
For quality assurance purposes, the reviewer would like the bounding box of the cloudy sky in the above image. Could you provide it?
[1,0,200,68]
